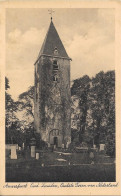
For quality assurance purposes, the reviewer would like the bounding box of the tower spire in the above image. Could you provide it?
[36,18,70,61]
[48,8,55,21]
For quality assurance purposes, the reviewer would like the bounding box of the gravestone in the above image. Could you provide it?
[62,144,64,149]
[22,143,24,149]
[18,146,21,151]
[100,144,105,151]
[30,138,36,158]
[11,146,17,159]
[66,142,69,149]
[48,143,50,148]
[36,153,39,160]
[31,146,35,158]
[93,144,96,149]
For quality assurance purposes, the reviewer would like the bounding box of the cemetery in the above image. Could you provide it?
[5,12,115,182]
[6,139,115,182]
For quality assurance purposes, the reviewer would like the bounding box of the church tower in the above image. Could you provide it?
[34,18,71,147]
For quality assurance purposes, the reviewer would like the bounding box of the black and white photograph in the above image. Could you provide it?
[5,7,116,183]
[0,2,119,195]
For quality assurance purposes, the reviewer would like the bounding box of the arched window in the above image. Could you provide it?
[54,47,58,55]
[53,75,58,81]
[53,60,57,65]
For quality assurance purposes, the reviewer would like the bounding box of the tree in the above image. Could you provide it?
[71,70,115,156]
[71,75,91,142]
[86,71,115,151]
[18,86,35,145]
[19,86,34,117]
[5,77,21,144]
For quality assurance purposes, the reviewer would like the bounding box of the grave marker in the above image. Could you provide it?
[22,143,24,149]
[18,147,21,151]
[11,146,17,159]
[93,144,96,149]
[36,153,39,160]
[62,144,64,149]
[100,144,105,151]
[31,146,35,157]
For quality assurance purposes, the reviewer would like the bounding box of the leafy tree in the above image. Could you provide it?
[19,86,34,117]
[71,70,115,157]
[71,75,91,142]
[85,71,115,154]
[18,86,35,144]
[5,77,22,144]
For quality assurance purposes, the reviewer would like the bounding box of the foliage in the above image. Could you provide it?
[6,70,115,157]
[17,86,35,132]
[71,75,91,142]
[5,77,22,144]
[71,71,115,156]
[19,86,34,117]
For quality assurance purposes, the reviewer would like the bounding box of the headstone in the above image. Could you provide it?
[48,143,50,148]
[89,151,94,159]
[11,146,17,159]
[100,144,105,151]
[18,147,21,151]
[22,143,24,149]
[36,153,39,160]
[31,146,35,158]
[66,142,69,149]
[93,144,96,149]
[62,144,64,149]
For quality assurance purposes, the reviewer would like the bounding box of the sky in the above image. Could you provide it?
[6,8,115,100]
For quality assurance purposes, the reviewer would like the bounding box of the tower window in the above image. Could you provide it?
[53,60,59,70]
[53,75,58,81]
[54,47,58,55]
[36,93,38,100]
[53,64,59,70]
[53,60,57,65]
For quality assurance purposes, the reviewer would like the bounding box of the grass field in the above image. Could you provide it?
[6,150,115,182]
[6,163,115,182]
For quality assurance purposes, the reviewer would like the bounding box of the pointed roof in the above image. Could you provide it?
[36,20,70,63]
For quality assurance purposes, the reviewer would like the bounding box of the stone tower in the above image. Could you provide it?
[34,19,71,147]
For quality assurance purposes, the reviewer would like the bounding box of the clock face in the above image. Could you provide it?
[51,82,61,104]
